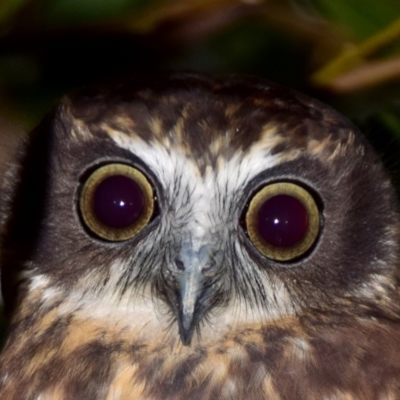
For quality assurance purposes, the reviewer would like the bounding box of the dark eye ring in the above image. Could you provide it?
[79,164,154,241]
[245,182,320,261]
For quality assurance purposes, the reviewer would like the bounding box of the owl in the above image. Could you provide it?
[0,72,400,400]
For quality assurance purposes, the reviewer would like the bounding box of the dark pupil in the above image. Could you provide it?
[93,175,144,228]
[257,194,309,248]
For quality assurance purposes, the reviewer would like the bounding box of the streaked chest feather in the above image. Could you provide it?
[2,299,400,400]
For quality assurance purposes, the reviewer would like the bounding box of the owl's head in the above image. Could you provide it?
[2,73,400,345]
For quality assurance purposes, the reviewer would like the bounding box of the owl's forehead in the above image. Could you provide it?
[65,74,358,184]
[104,125,276,197]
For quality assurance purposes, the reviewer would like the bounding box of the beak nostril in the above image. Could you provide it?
[175,258,185,271]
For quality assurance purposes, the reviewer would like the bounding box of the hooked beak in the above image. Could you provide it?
[178,264,204,345]
[175,244,217,345]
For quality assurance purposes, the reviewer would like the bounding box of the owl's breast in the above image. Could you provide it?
[106,317,400,400]
[1,308,399,400]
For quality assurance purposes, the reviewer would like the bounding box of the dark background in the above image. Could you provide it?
[1,0,400,133]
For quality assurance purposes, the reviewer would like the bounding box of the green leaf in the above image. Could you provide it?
[309,0,400,40]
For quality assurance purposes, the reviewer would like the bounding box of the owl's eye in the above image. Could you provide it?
[80,164,154,241]
[245,182,320,261]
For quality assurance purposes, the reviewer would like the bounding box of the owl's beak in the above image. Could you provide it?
[179,263,204,345]
[176,244,217,345]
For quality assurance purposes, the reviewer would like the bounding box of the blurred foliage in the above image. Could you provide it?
[1,0,400,338]
[0,0,399,129]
